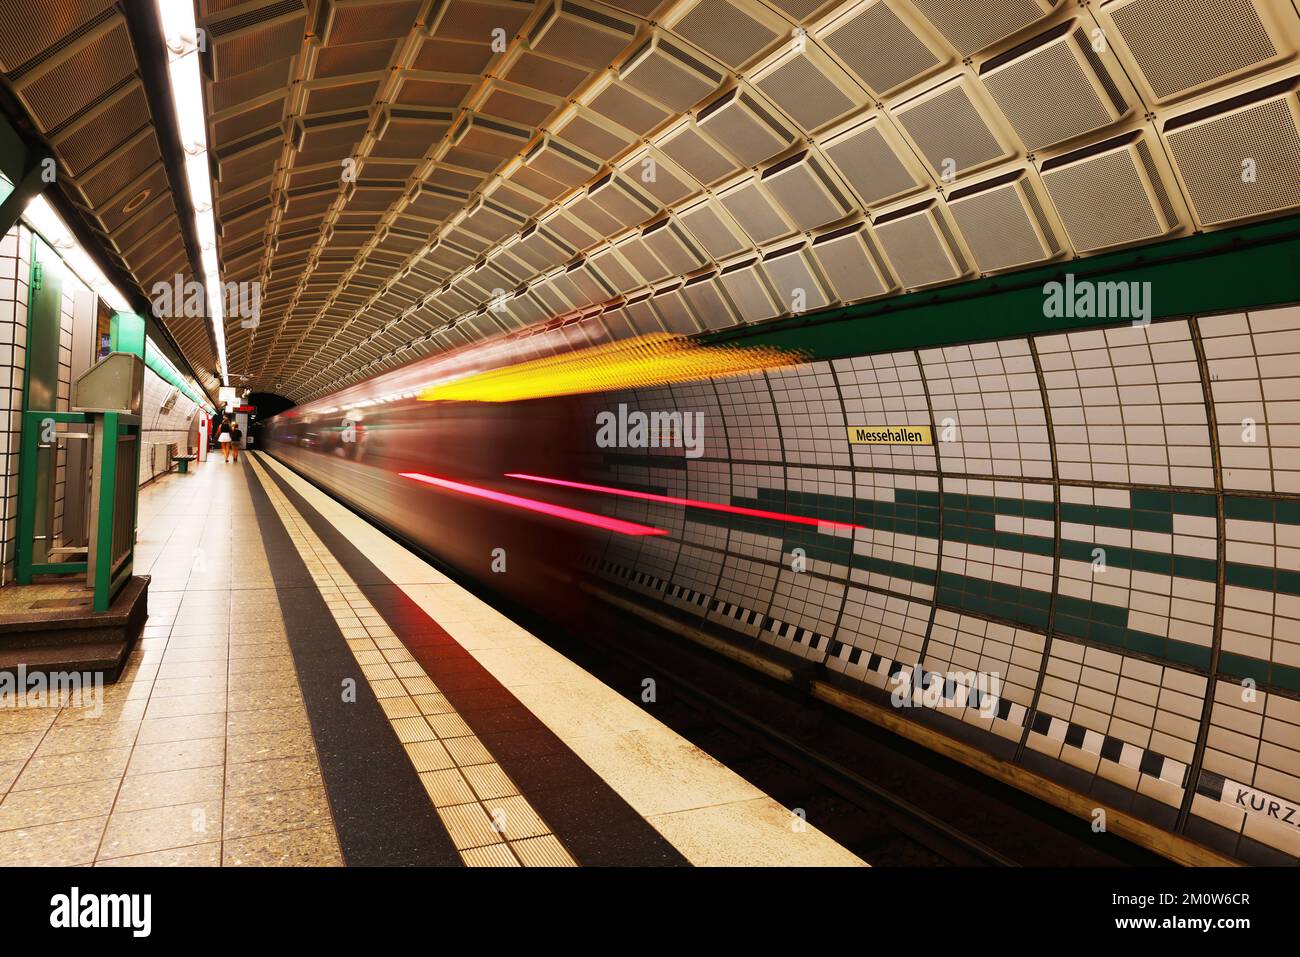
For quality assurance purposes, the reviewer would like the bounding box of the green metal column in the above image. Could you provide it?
[16,235,64,574]
[106,313,146,609]
[89,411,141,612]
[23,236,62,410]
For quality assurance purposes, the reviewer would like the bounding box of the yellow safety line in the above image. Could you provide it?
[246,455,575,867]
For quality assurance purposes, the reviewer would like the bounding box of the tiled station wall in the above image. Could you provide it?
[138,371,200,485]
[587,303,1300,864]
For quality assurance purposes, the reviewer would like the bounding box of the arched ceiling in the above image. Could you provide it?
[6,0,1300,403]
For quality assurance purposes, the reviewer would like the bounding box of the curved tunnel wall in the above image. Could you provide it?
[581,301,1300,864]
[139,364,202,484]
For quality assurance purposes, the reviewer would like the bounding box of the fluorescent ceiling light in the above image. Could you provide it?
[195,215,216,250]
[20,195,131,312]
[167,56,208,153]
[184,152,212,212]
[156,0,228,386]
[20,194,70,245]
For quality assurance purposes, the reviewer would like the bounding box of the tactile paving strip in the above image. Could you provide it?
[247,455,575,867]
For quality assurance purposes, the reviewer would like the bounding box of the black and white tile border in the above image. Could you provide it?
[590,554,1205,798]
[1029,710,1187,787]
[764,615,828,651]
[667,583,709,608]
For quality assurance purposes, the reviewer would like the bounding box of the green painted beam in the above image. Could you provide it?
[703,214,1300,360]
[0,159,50,242]
[145,337,212,412]
[0,113,29,185]
[0,114,51,240]
[141,306,215,404]
[2,114,213,407]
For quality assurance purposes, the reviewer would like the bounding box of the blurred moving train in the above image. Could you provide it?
[263,330,793,619]
[265,375,605,619]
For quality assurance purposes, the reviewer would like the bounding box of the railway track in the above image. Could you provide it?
[580,627,1013,865]
[534,579,1170,867]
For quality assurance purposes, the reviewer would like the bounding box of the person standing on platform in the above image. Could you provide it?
[229,422,243,463]
[211,412,227,453]
[218,418,233,462]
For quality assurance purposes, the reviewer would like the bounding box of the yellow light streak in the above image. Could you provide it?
[417,333,805,403]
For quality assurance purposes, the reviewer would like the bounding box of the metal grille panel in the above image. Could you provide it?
[948,177,1052,272]
[908,0,1055,57]
[1167,96,1300,226]
[821,0,941,96]
[981,33,1119,151]
[673,0,780,69]
[874,206,963,288]
[1107,0,1278,101]
[755,53,856,132]
[896,80,1008,178]
[1041,146,1164,251]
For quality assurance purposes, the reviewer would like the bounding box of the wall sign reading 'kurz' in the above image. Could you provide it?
[1223,779,1300,831]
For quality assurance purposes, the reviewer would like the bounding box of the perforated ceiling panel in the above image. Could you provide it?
[819,0,945,96]
[907,0,1057,57]
[946,170,1060,272]
[978,21,1132,151]
[1164,79,1300,227]
[1099,0,1289,103]
[1039,131,1180,252]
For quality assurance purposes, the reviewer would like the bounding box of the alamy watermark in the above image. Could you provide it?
[50,887,151,937]
[596,403,705,459]
[890,667,1003,719]
[0,665,103,714]
[1043,273,1151,326]
[150,273,262,328]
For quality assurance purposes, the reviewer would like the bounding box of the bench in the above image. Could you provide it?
[174,454,197,474]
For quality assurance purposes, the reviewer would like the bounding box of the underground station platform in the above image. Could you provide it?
[2,454,869,869]
[0,0,1299,940]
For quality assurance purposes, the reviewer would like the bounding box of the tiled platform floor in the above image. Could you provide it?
[0,580,95,615]
[252,452,863,867]
[0,458,342,866]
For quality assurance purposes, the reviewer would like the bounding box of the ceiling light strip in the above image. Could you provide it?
[155,0,228,386]
[18,194,131,312]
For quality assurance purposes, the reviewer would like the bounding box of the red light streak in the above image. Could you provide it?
[504,473,861,530]
[399,472,668,537]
